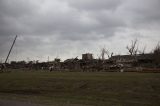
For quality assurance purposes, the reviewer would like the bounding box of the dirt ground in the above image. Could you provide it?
[0,99,45,106]
[0,71,160,106]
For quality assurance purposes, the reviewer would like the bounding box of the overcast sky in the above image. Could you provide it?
[0,0,160,62]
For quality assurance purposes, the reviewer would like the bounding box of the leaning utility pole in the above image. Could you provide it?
[5,35,17,64]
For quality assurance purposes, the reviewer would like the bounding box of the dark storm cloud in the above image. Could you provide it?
[0,0,160,61]
[66,0,123,11]
[118,0,160,28]
[0,0,125,39]
[0,0,39,36]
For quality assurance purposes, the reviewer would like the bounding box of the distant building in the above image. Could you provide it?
[137,54,153,63]
[110,55,137,63]
[109,54,154,67]
[82,53,93,60]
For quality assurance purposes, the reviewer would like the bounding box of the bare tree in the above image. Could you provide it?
[154,42,160,53]
[101,48,106,60]
[153,42,160,66]
[138,45,146,54]
[100,47,113,60]
[97,54,101,60]
[126,39,139,55]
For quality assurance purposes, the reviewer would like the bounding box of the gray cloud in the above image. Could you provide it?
[66,0,123,11]
[117,0,160,29]
[0,0,160,61]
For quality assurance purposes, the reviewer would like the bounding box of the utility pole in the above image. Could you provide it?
[5,35,17,64]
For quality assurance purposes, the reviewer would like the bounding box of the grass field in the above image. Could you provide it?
[0,71,160,106]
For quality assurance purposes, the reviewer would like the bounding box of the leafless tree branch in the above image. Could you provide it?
[126,39,139,55]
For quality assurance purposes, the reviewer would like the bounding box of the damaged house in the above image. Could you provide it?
[110,54,154,68]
